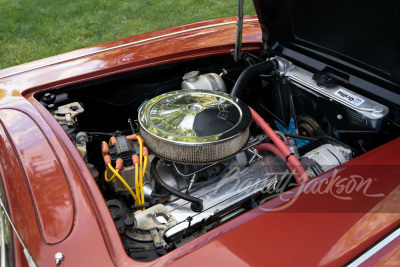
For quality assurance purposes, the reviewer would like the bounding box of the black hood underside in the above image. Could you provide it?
[253,0,400,88]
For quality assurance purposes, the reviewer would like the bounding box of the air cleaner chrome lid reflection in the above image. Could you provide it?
[138,89,251,145]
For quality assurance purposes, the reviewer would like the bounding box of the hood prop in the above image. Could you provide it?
[234,0,244,61]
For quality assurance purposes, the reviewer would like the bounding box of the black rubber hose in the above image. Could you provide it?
[151,192,170,198]
[230,60,278,99]
[151,158,203,205]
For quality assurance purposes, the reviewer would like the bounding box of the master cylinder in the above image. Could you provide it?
[181,71,227,92]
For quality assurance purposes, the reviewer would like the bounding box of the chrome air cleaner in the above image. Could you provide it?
[138,89,251,163]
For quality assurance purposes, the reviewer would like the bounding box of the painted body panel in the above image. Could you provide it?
[3,99,399,266]
[0,109,74,244]
[166,138,400,266]
[0,98,116,266]
[0,16,263,266]
[0,16,262,99]
[0,14,398,266]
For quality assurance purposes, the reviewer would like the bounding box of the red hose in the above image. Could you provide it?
[249,107,310,184]
[257,143,303,183]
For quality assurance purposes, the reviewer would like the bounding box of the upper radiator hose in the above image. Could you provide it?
[230,59,278,99]
[229,59,309,184]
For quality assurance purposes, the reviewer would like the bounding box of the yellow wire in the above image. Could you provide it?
[135,136,145,209]
[136,136,143,181]
[140,155,148,210]
[103,136,147,209]
[142,155,147,177]
[102,141,117,182]
[107,163,139,205]
[134,163,141,205]
[101,141,107,157]
[104,169,117,182]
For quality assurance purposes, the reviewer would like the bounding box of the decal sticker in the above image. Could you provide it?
[334,88,365,106]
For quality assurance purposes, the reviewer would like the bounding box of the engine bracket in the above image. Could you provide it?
[275,118,309,148]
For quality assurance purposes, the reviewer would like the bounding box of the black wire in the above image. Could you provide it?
[152,193,170,198]
[85,131,115,136]
[183,216,193,238]
[131,203,150,209]
[85,130,132,136]
[151,158,203,205]
[128,118,136,134]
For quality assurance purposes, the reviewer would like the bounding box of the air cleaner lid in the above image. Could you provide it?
[138,89,252,144]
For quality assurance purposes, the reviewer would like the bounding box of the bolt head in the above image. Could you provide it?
[55,252,64,265]
[124,217,135,228]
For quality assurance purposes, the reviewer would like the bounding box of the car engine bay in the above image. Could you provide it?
[36,52,400,262]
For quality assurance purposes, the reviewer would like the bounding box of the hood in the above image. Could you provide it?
[253,0,400,88]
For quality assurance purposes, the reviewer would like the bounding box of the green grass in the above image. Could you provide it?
[0,0,255,69]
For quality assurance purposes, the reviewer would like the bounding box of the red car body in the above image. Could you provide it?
[0,12,399,267]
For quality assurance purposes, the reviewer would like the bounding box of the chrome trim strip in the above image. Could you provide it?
[348,227,400,266]
[0,193,38,266]
[0,19,259,80]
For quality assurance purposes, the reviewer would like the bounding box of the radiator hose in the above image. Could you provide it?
[250,107,310,184]
[229,59,309,184]
[230,59,278,99]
